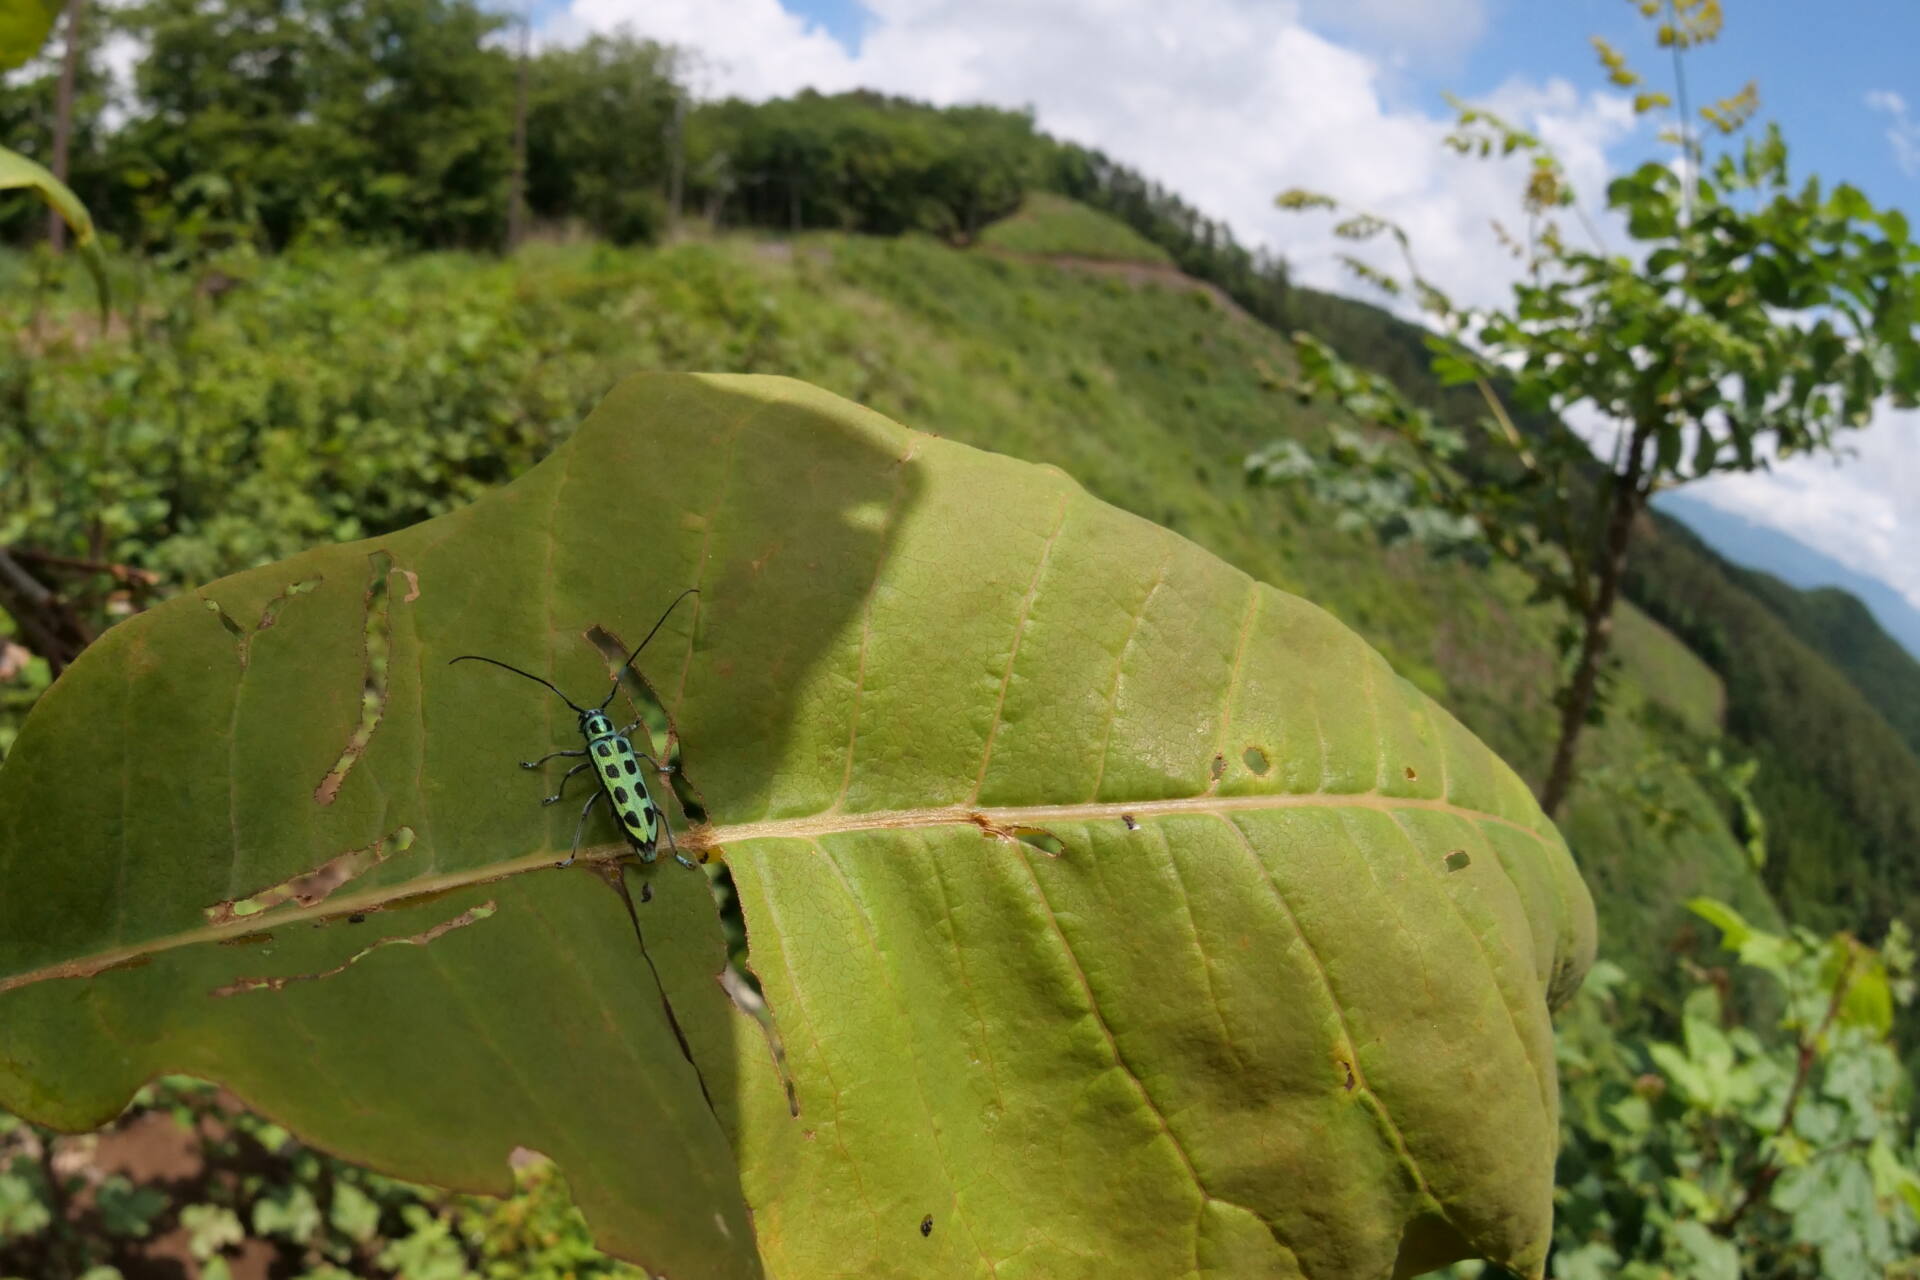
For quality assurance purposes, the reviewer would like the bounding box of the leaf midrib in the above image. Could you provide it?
[1,790,1547,992]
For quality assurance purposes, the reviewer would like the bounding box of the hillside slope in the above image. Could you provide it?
[0,227,1775,983]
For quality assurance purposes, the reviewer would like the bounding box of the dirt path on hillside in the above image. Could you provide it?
[975,247,1255,322]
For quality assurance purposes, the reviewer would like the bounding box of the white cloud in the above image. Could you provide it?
[1293,0,1487,67]
[545,0,1919,612]
[1866,89,1920,178]
[1683,407,1920,614]
[545,0,1635,314]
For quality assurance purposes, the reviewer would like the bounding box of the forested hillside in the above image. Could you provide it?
[1729,554,1920,758]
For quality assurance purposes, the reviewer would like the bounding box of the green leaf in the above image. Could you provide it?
[0,0,61,70]
[0,1171,52,1238]
[253,1184,323,1244]
[1687,897,1754,949]
[0,144,108,313]
[1670,1219,1741,1280]
[0,375,1595,1279]
[97,1175,168,1237]
[328,1182,381,1245]
[180,1204,245,1261]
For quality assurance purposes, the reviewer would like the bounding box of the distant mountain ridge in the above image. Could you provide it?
[1657,491,1920,662]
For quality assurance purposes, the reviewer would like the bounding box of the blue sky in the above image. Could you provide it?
[1458,0,1920,205]
[543,0,1919,615]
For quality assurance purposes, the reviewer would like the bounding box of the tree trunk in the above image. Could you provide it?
[505,7,529,250]
[1538,422,1654,818]
[47,0,86,252]
[666,92,685,229]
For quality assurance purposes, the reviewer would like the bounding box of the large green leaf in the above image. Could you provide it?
[0,374,1595,1278]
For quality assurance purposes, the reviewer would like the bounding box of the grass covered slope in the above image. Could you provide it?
[976,193,1176,264]
[1,231,1771,979]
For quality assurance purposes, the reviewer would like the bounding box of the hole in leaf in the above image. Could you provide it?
[1242,746,1271,776]
[206,827,414,925]
[314,552,394,806]
[1404,765,1418,781]
[1209,753,1227,781]
[719,961,799,1118]
[1444,849,1471,873]
[256,577,323,633]
[1015,829,1065,857]
[203,597,245,643]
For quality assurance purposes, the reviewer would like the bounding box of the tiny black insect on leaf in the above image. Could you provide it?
[919,1214,933,1238]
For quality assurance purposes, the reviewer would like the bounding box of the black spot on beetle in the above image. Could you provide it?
[920,1215,933,1238]
[625,809,645,828]
[613,786,629,803]
[596,743,611,757]
[624,759,638,775]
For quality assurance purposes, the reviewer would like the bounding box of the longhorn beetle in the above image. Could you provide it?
[449,589,700,870]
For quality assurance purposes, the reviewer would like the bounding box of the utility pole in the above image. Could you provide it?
[505,2,529,249]
[48,0,86,252]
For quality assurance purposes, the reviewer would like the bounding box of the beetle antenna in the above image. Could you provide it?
[448,655,586,713]
[598,588,700,710]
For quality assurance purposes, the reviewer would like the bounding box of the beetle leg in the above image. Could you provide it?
[662,818,699,871]
[634,750,675,776]
[521,747,587,770]
[540,761,593,806]
[558,791,602,868]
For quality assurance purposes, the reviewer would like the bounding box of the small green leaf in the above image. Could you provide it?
[253,1185,323,1245]
[0,144,108,313]
[180,1204,245,1261]
[97,1175,168,1238]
